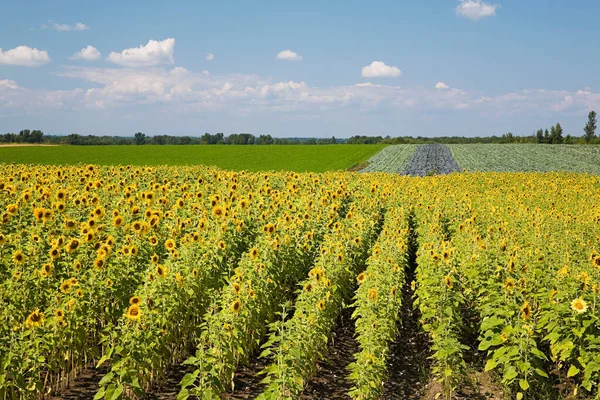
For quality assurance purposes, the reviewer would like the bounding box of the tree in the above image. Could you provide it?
[584,111,597,143]
[134,132,146,145]
[536,129,544,143]
[565,134,574,144]
[553,123,563,144]
[544,129,550,143]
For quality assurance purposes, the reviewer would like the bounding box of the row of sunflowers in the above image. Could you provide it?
[0,166,599,399]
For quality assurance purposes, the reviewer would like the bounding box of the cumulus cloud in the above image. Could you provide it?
[456,0,500,21]
[52,22,89,31]
[0,79,20,89]
[0,46,51,66]
[435,82,450,89]
[107,38,175,67]
[206,53,214,61]
[361,61,402,78]
[276,50,302,61]
[70,45,101,61]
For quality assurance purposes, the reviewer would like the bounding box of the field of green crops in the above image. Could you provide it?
[0,144,385,173]
[364,144,600,174]
[448,144,600,174]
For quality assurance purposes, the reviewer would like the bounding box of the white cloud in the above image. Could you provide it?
[70,45,101,61]
[0,46,51,66]
[107,38,175,67]
[53,22,89,31]
[456,0,500,21]
[435,82,450,89]
[206,53,214,61]
[0,79,20,89]
[276,50,302,61]
[361,61,402,78]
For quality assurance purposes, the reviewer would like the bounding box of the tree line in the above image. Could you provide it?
[2,111,597,146]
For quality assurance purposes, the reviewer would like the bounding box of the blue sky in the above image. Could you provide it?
[1,0,600,138]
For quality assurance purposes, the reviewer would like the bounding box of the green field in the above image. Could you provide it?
[0,144,385,172]
[448,144,600,173]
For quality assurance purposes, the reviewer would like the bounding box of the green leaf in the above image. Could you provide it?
[484,358,498,372]
[109,384,123,400]
[93,387,106,400]
[534,368,549,378]
[177,388,189,400]
[98,372,114,386]
[567,365,580,377]
[516,392,524,400]
[519,379,530,391]
[96,354,110,368]
[180,372,196,388]
[503,366,518,383]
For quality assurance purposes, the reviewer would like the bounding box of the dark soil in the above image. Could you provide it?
[299,307,359,400]
[46,368,103,400]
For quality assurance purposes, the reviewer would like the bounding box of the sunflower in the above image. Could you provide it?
[521,301,532,320]
[217,240,226,250]
[368,288,379,303]
[250,247,259,259]
[85,231,95,243]
[49,247,60,260]
[0,233,6,245]
[75,289,84,298]
[113,216,124,228]
[212,205,224,218]
[66,238,80,253]
[33,208,45,222]
[55,308,65,321]
[65,219,77,230]
[231,299,242,313]
[571,298,588,314]
[41,263,53,277]
[233,283,241,294]
[443,275,453,289]
[165,239,176,251]
[248,289,256,299]
[356,272,367,285]
[192,268,199,278]
[264,223,275,234]
[309,267,324,282]
[60,280,72,293]
[106,278,114,288]
[126,304,142,322]
[354,237,361,246]
[390,286,397,297]
[132,221,142,233]
[91,257,104,270]
[129,296,142,305]
[25,309,45,329]
[176,273,184,286]
[317,299,326,311]
[156,264,168,278]
[12,250,25,264]
[504,278,515,292]
[6,203,18,215]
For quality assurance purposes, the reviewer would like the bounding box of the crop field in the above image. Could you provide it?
[448,144,600,174]
[0,163,599,400]
[365,144,600,175]
[0,145,385,173]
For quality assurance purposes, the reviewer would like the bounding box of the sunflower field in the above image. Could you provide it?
[0,164,599,400]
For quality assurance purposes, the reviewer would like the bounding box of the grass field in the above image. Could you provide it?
[0,144,385,172]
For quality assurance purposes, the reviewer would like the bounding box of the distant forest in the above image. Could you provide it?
[2,111,598,146]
